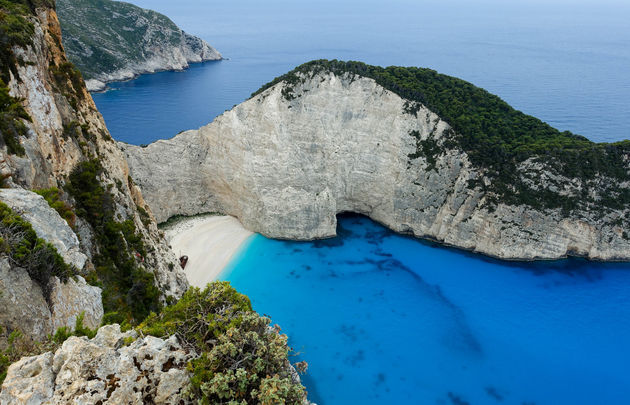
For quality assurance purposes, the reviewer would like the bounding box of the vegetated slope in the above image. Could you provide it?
[57,0,221,91]
[123,60,630,261]
[0,2,308,402]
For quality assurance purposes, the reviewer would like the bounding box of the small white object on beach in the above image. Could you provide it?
[164,215,253,287]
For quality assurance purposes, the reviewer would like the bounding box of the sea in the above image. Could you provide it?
[91,1,630,403]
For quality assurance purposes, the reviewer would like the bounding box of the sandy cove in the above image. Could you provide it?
[164,215,253,288]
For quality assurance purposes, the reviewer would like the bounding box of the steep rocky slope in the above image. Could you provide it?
[0,0,187,328]
[122,61,630,261]
[57,0,222,91]
[0,4,308,402]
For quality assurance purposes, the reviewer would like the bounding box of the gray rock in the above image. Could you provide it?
[0,259,52,346]
[0,325,193,404]
[0,257,103,346]
[0,188,86,271]
[1,7,188,302]
[49,276,103,332]
[122,71,630,261]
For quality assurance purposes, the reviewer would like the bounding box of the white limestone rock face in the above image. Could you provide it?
[0,324,193,404]
[2,8,188,301]
[49,276,103,331]
[0,261,102,345]
[122,71,630,261]
[0,188,86,270]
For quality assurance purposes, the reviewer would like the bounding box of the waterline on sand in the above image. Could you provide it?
[164,215,253,287]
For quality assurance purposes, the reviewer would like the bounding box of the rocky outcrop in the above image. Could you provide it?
[0,189,86,270]
[122,69,630,261]
[0,259,52,346]
[1,5,188,300]
[57,0,222,91]
[0,324,192,404]
[0,258,102,346]
[0,189,102,343]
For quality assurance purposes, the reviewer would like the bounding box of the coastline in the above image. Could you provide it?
[163,215,253,288]
[87,59,224,93]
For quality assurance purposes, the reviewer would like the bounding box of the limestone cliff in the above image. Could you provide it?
[0,2,187,314]
[57,0,222,91]
[122,61,630,261]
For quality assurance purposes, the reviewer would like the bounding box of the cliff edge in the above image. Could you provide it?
[122,60,630,261]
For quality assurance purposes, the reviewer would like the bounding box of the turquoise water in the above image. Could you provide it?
[220,215,630,404]
[87,1,630,402]
[93,0,630,144]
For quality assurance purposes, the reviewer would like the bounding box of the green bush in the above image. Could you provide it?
[0,79,31,156]
[35,187,76,228]
[0,201,74,300]
[139,282,307,404]
[67,159,160,324]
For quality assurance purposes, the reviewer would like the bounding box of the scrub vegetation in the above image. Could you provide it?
[67,159,161,325]
[139,282,307,404]
[254,60,630,215]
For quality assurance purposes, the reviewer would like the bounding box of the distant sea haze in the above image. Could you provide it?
[93,0,630,145]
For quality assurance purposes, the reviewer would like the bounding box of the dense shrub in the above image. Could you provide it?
[35,187,76,228]
[67,159,160,324]
[0,79,31,156]
[139,282,307,404]
[253,60,630,213]
[0,201,73,300]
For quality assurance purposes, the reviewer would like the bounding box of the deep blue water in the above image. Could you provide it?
[92,0,630,144]
[221,215,630,405]
[88,1,630,403]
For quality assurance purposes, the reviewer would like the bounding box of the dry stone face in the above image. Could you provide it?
[49,275,103,331]
[0,325,193,404]
[122,72,630,261]
[0,189,87,271]
[0,259,52,346]
[0,257,102,346]
[1,8,188,301]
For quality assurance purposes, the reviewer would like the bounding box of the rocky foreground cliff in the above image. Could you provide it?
[0,3,308,402]
[57,0,222,91]
[122,60,630,261]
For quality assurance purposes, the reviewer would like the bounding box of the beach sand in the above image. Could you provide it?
[164,215,253,287]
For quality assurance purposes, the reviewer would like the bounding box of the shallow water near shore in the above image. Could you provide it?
[220,214,630,405]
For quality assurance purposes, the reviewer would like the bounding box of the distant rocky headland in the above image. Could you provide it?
[122,60,630,261]
[56,0,222,92]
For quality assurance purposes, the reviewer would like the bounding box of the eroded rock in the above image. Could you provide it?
[0,325,193,404]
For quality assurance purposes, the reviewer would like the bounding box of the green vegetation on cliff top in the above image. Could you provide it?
[254,60,630,214]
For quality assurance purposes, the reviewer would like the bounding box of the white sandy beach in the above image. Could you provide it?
[164,215,253,287]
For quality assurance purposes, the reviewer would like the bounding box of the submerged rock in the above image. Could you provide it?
[0,324,193,404]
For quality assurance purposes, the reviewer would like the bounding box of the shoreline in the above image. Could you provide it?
[164,215,253,287]
[87,59,224,93]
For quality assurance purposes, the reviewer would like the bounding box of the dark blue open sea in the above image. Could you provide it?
[91,1,630,403]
